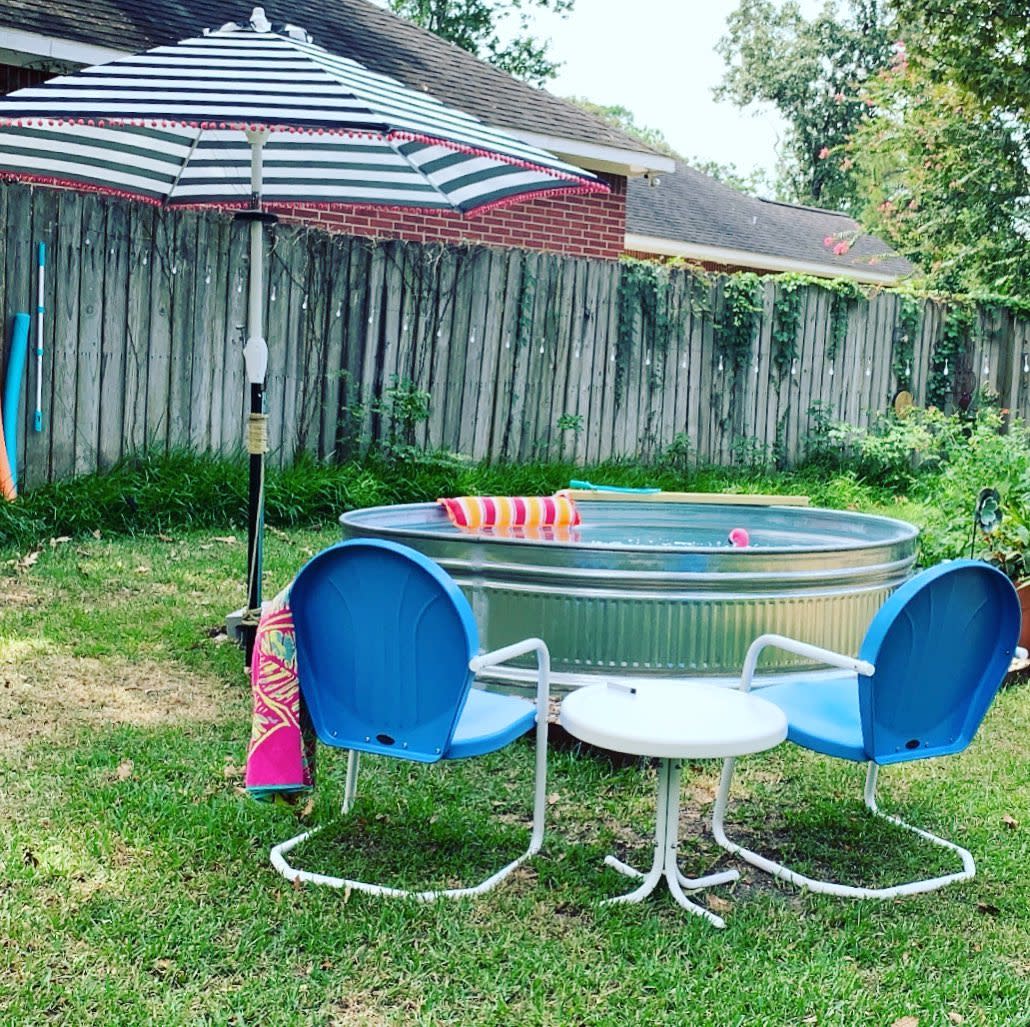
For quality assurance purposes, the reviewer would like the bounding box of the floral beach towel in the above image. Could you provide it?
[244,587,316,800]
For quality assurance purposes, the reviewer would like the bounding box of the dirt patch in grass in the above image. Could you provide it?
[0,645,234,756]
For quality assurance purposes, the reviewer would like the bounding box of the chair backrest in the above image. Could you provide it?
[857,559,1019,765]
[289,539,479,764]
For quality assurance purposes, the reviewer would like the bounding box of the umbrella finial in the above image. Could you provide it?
[250,7,272,32]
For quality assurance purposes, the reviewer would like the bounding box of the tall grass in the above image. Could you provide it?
[0,445,920,553]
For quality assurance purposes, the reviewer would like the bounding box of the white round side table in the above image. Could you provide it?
[559,680,787,928]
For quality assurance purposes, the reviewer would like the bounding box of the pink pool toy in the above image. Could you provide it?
[728,528,750,548]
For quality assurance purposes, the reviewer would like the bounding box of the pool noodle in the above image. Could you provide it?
[0,397,13,500]
[3,312,30,492]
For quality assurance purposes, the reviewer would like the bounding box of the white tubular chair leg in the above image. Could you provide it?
[712,756,976,899]
[342,750,359,814]
[270,639,551,900]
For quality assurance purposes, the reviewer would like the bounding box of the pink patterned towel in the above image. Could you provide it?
[244,586,316,801]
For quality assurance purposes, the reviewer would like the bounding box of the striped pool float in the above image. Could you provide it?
[438,494,581,532]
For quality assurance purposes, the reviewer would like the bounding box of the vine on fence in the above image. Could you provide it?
[715,273,762,374]
[927,305,975,409]
[891,294,921,389]
[615,258,687,404]
[826,278,864,362]
[771,278,803,379]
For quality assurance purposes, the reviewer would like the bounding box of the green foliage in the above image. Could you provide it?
[378,375,433,447]
[386,0,574,86]
[891,293,922,388]
[889,0,1029,132]
[716,0,893,209]
[615,259,684,404]
[771,278,803,378]
[715,273,762,373]
[926,304,974,409]
[915,411,1030,576]
[848,59,1030,296]
[826,278,864,362]
[825,406,966,490]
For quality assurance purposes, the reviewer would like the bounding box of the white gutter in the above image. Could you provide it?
[508,129,675,178]
[625,232,905,286]
[0,28,128,67]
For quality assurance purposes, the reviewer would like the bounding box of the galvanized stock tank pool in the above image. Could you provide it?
[339,500,918,692]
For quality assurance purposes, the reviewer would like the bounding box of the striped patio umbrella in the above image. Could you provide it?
[0,7,606,660]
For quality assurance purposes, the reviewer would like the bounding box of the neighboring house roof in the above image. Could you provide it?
[0,0,672,176]
[626,162,915,285]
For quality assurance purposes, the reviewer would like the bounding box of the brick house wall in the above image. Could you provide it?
[284,173,627,261]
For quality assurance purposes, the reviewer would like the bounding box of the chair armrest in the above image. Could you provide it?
[738,633,875,692]
[469,638,551,712]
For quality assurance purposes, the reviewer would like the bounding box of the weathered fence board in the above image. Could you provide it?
[2,181,1029,490]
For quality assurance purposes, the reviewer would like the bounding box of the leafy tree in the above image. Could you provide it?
[684,158,771,198]
[386,0,574,86]
[888,1,1029,119]
[716,0,893,210]
[848,26,1030,295]
[567,99,770,196]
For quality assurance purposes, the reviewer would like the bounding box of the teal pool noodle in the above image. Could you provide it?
[568,479,662,494]
[4,312,30,490]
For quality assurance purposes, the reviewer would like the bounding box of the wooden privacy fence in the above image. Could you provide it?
[2,181,1030,491]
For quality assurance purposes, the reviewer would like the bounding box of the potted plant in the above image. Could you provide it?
[975,488,1030,649]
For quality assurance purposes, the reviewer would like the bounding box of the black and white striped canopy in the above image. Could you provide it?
[0,8,604,212]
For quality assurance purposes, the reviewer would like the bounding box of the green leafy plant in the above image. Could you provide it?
[825,406,966,490]
[927,304,975,409]
[715,273,762,374]
[891,294,922,388]
[826,278,865,363]
[771,278,803,379]
[916,410,1030,575]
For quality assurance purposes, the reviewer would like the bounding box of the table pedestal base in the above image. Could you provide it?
[602,758,738,928]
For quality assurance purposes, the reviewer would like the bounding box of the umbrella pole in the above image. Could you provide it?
[239,128,275,667]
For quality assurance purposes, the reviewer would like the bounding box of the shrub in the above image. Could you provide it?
[917,412,1030,574]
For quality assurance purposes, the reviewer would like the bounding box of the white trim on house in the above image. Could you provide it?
[625,232,904,285]
[0,28,127,67]
[509,129,676,178]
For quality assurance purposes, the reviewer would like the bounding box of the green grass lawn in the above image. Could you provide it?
[1,526,1028,1026]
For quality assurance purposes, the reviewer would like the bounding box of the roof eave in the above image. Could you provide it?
[0,27,126,66]
[509,130,676,177]
[625,233,907,286]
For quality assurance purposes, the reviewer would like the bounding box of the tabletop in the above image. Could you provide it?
[559,680,788,758]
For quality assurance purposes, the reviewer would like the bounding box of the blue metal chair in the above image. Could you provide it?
[269,539,550,900]
[713,559,1020,898]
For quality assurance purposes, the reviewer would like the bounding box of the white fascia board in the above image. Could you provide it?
[507,129,676,178]
[0,27,128,66]
[625,232,904,286]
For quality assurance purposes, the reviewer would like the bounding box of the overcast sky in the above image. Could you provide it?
[521,0,823,184]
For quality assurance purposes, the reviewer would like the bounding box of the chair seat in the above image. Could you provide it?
[759,676,867,762]
[445,687,537,759]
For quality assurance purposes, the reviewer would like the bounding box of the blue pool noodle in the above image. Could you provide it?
[3,313,31,490]
[568,479,662,494]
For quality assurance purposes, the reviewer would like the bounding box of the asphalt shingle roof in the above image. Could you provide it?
[1,0,653,154]
[628,162,915,279]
